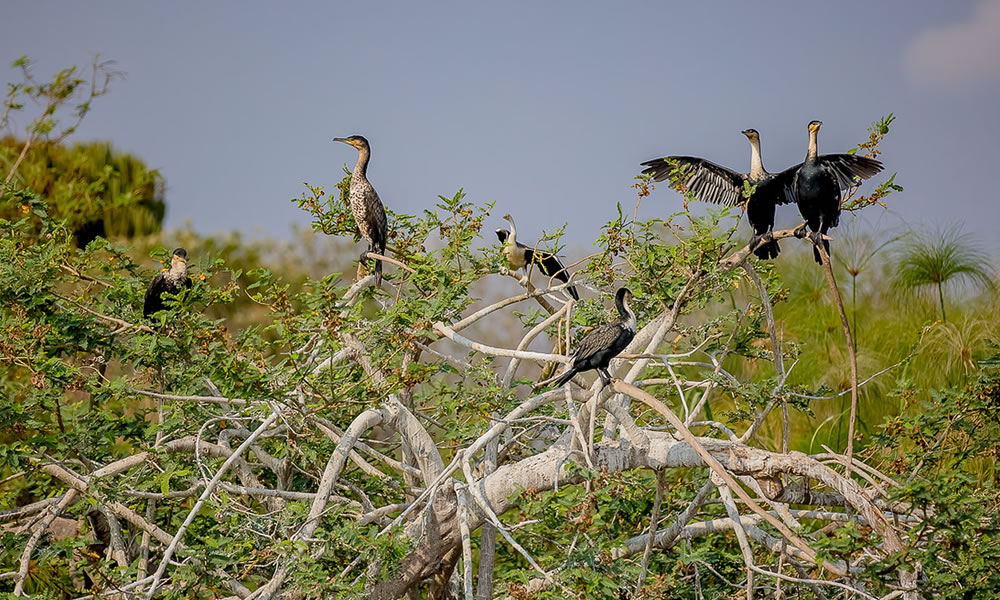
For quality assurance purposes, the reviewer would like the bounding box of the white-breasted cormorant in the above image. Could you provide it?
[497,214,579,300]
[144,248,192,318]
[334,135,388,286]
[640,129,799,260]
[554,287,636,388]
[793,121,883,263]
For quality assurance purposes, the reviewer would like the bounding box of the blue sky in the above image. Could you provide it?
[3,1,999,256]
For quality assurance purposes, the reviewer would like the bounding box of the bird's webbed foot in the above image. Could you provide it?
[762,228,775,243]
[809,231,825,247]
[793,225,808,239]
[747,233,762,251]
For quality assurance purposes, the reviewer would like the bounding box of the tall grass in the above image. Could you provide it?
[891,225,994,322]
[758,230,997,453]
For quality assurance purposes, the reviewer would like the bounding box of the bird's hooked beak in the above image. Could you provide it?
[171,254,186,267]
[808,121,823,133]
[741,129,758,139]
[333,137,355,147]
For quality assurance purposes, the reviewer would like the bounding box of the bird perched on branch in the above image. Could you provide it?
[640,129,798,260]
[792,120,883,264]
[497,214,579,300]
[554,287,636,388]
[144,248,192,318]
[334,135,388,286]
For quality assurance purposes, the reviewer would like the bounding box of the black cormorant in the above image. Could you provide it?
[640,129,798,260]
[497,214,579,300]
[144,248,192,318]
[554,287,636,388]
[334,135,388,286]
[793,121,883,263]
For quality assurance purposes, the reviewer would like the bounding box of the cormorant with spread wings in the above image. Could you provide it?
[793,120,883,263]
[641,129,798,260]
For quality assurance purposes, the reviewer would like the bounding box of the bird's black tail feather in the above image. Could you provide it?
[553,271,580,301]
[554,367,577,388]
[374,256,383,287]
[753,239,781,260]
[812,240,831,264]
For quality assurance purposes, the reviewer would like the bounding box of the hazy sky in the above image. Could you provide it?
[3,1,999,256]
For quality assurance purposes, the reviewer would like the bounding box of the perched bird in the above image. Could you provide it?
[497,214,579,300]
[554,287,636,388]
[792,120,883,264]
[640,129,799,260]
[334,135,389,286]
[144,248,192,318]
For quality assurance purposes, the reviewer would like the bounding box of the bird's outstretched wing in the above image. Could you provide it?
[761,163,802,206]
[815,154,884,189]
[641,156,747,207]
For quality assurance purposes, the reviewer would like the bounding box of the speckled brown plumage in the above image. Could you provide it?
[334,135,388,286]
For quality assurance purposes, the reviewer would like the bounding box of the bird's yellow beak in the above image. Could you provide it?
[333,137,354,147]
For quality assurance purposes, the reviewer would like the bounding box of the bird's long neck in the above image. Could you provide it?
[617,294,637,332]
[748,137,766,178]
[353,146,370,179]
[806,130,818,162]
[506,219,517,245]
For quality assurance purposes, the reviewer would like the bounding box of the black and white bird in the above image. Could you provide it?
[640,129,799,260]
[554,287,636,388]
[497,214,579,300]
[792,120,884,264]
[334,135,389,286]
[144,248,192,318]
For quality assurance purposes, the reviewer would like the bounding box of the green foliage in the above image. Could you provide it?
[843,113,903,212]
[2,55,116,142]
[2,55,162,246]
[865,349,1000,597]
[0,137,166,245]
